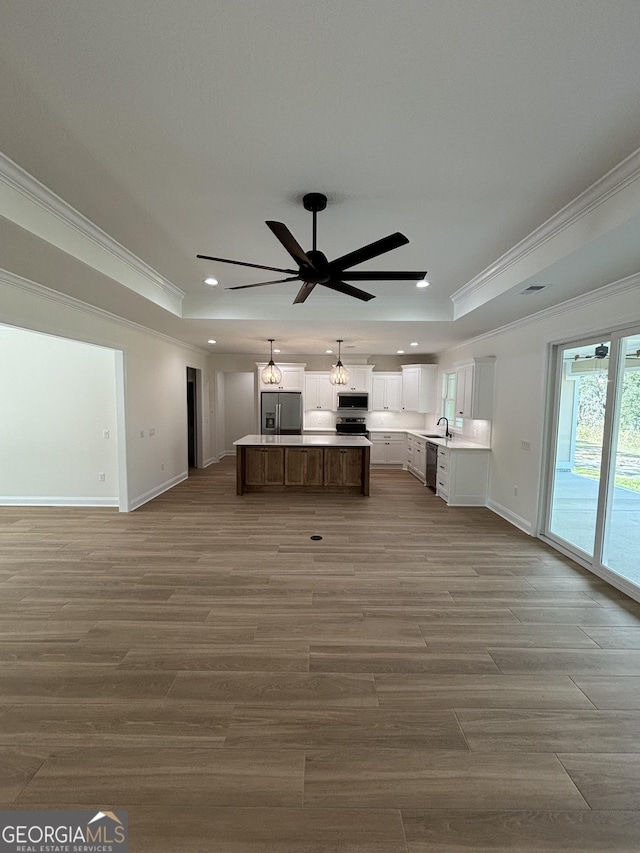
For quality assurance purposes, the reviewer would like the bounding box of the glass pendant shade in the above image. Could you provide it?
[329,339,350,386]
[261,339,282,385]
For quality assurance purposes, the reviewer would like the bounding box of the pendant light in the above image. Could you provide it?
[329,339,350,386]
[261,339,282,385]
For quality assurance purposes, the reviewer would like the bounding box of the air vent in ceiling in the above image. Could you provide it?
[520,284,549,294]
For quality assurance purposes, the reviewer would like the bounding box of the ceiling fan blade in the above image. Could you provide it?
[266,221,314,268]
[340,270,427,281]
[226,277,300,291]
[197,254,297,275]
[329,232,410,272]
[293,283,317,304]
[320,279,375,302]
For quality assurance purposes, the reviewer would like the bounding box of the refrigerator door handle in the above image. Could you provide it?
[276,403,281,435]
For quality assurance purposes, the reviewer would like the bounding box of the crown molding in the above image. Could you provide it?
[451,145,640,309]
[444,272,640,353]
[0,268,208,357]
[0,151,185,313]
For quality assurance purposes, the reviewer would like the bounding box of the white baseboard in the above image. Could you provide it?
[0,496,119,507]
[486,497,533,535]
[203,456,217,467]
[127,471,188,512]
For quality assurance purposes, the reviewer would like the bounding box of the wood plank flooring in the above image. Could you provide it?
[2,457,640,851]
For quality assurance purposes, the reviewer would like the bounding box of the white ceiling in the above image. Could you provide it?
[1,0,640,356]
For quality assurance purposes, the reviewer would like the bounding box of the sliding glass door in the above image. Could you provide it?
[601,333,640,583]
[545,329,640,592]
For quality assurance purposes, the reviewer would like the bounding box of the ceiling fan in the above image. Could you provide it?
[197,192,426,304]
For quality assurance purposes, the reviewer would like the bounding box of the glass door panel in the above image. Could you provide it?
[602,334,640,582]
[548,340,611,557]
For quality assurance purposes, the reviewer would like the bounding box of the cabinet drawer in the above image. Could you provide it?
[437,458,449,475]
[437,447,449,462]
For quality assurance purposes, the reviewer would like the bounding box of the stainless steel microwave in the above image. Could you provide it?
[337,393,368,409]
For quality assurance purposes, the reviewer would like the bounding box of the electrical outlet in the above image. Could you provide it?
[521,440,531,451]
[102,429,110,439]
[99,472,105,482]
[140,430,145,438]
[514,486,518,496]
[161,463,165,471]
[149,428,155,436]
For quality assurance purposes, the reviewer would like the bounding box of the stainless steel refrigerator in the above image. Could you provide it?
[261,392,303,435]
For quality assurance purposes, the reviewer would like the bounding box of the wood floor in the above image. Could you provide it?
[2,457,640,851]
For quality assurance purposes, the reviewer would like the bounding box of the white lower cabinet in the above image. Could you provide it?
[370,432,406,465]
[406,435,426,483]
[436,446,490,506]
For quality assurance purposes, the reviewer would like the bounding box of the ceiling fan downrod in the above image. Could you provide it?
[303,192,327,253]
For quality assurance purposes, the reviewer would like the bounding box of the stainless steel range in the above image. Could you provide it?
[335,416,369,439]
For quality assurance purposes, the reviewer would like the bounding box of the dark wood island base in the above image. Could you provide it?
[234,436,371,496]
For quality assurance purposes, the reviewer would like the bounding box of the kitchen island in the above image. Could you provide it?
[233,434,372,496]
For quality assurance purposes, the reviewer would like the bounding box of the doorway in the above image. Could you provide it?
[186,366,204,470]
[543,328,640,595]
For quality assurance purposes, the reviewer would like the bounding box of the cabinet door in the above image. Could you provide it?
[245,448,266,485]
[304,373,336,410]
[384,375,402,411]
[263,448,285,484]
[371,375,387,411]
[316,376,336,410]
[455,363,473,418]
[343,367,372,393]
[371,374,402,411]
[258,364,305,392]
[343,449,363,486]
[323,448,344,485]
[386,439,406,465]
[323,448,362,485]
[370,438,387,464]
[401,368,420,411]
[285,448,324,485]
[402,365,438,413]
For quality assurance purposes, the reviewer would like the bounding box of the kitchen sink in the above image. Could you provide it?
[420,433,443,438]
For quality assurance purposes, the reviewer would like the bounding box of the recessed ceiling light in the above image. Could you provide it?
[207,339,216,344]
[273,348,281,354]
[325,349,333,354]
[204,277,218,286]
[410,342,419,347]
[416,279,429,288]
[397,349,405,354]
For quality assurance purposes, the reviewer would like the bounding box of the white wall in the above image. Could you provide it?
[0,273,212,510]
[222,372,255,453]
[0,326,119,504]
[437,276,640,534]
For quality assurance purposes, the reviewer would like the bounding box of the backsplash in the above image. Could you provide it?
[303,409,428,431]
[366,411,427,431]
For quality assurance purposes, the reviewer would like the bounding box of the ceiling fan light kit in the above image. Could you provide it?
[329,339,350,386]
[261,339,282,385]
[197,193,427,304]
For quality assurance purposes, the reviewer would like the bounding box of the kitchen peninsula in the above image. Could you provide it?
[234,434,371,496]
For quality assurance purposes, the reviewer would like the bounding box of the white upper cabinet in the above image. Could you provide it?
[339,365,373,394]
[454,357,496,420]
[304,372,336,410]
[256,363,305,393]
[401,364,438,412]
[371,373,403,411]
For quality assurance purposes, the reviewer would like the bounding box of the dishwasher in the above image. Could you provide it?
[425,441,438,492]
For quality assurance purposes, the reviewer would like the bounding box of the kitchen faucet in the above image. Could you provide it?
[437,416,452,438]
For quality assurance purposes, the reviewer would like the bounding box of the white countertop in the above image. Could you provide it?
[234,434,372,447]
